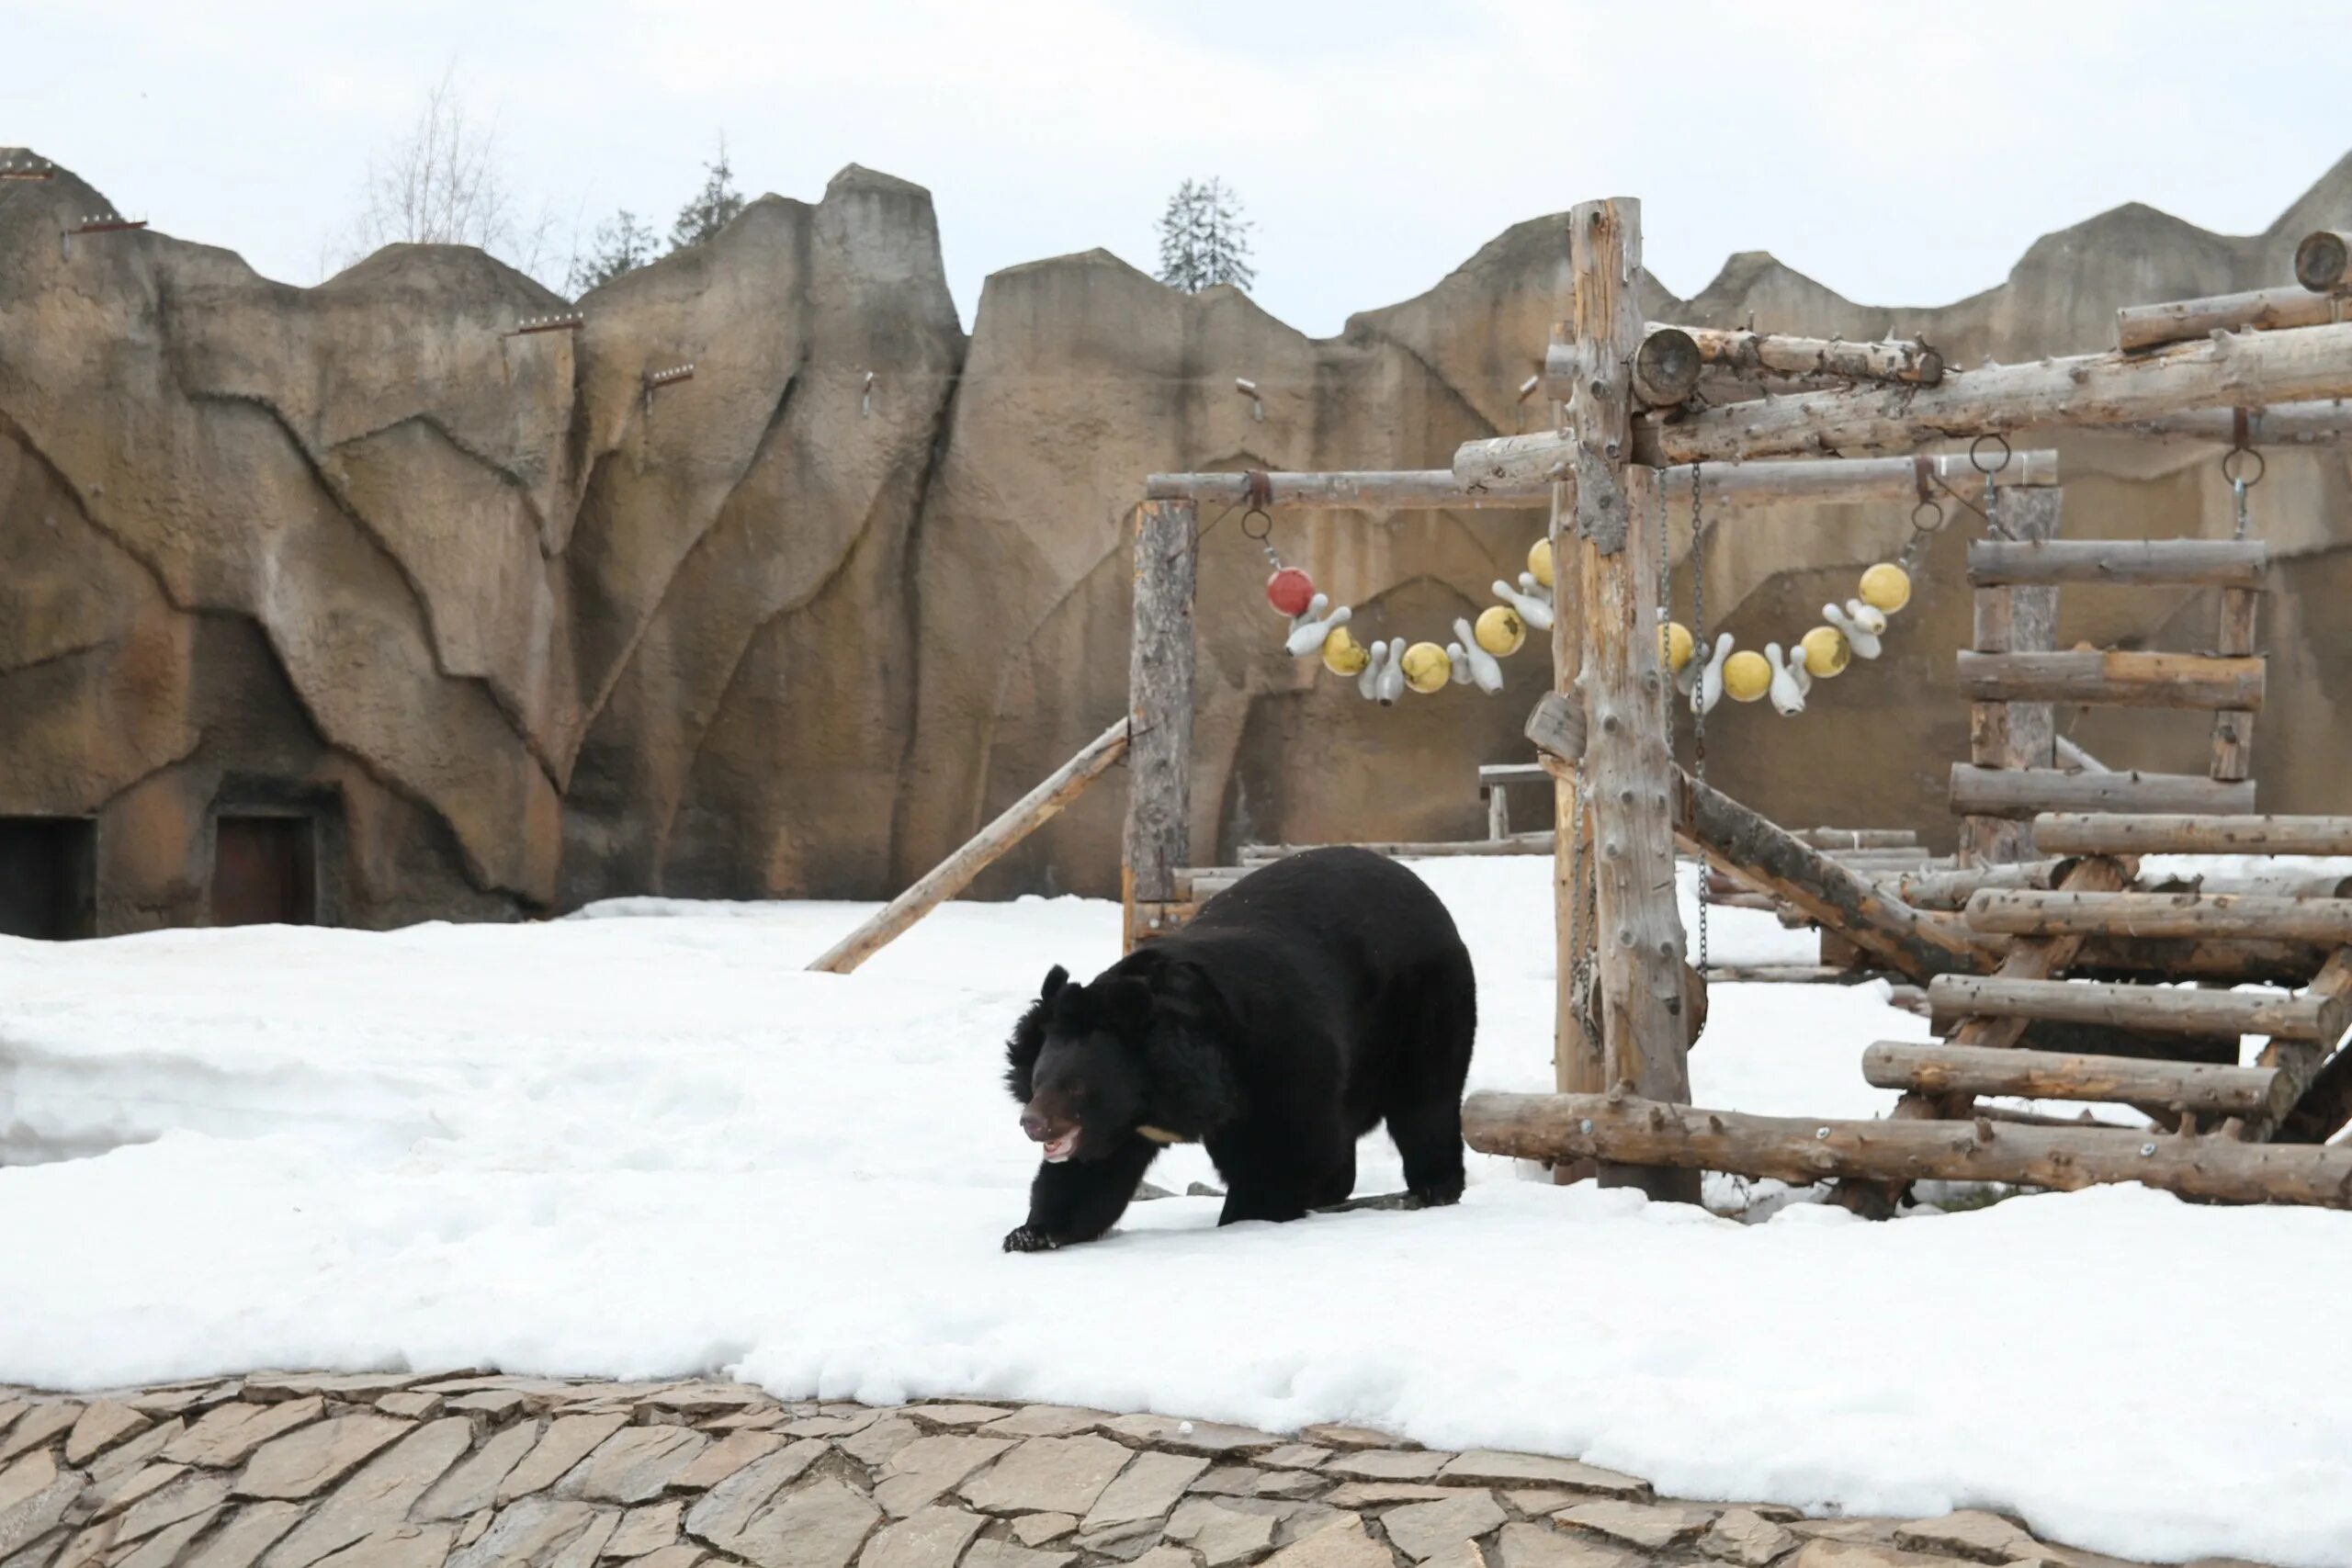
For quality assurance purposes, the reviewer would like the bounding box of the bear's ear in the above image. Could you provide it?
[1038,964,1070,1003]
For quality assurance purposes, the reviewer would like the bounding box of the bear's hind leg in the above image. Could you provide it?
[1385,1094,1466,1208]
[1311,1142,1357,1210]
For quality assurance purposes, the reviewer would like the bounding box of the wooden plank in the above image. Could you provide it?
[1568,197,1696,1205]
[1966,539,2268,589]
[1794,829,1920,850]
[1966,890,2352,944]
[1955,651,2264,711]
[1142,469,1547,510]
[2116,285,2352,353]
[1597,319,2352,466]
[2032,813,2352,855]
[1486,783,1511,840]
[1862,1041,2285,1115]
[1238,835,1551,862]
[1673,770,1994,982]
[1122,499,1197,951]
[1460,1090,2352,1208]
[810,718,1131,974]
[1482,761,1554,787]
[1950,765,2256,820]
[2212,586,2260,783]
[1453,440,2059,503]
[1926,973,2344,1043]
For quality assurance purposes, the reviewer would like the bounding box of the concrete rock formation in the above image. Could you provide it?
[4,148,2350,931]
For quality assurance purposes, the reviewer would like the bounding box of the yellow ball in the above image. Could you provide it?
[1658,620,1694,671]
[1860,562,1912,614]
[1321,626,1368,677]
[1723,649,1772,703]
[1800,625,1850,679]
[1475,604,1527,658]
[1526,536,1555,590]
[1400,641,1452,694]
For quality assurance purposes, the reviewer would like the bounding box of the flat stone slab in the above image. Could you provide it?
[234,1416,411,1501]
[1440,1452,1648,1500]
[960,1435,1133,1517]
[860,1504,986,1568]
[1321,1450,1449,1483]
[1555,1500,1720,1551]
[166,1401,328,1470]
[1383,1493,1510,1562]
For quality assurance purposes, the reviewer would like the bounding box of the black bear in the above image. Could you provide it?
[1001,845,1477,1252]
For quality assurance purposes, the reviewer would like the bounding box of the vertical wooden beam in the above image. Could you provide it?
[1962,487,2061,864]
[2212,587,2260,784]
[1123,500,1197,951]
[1548,323,1600,1184]
[1567,197,1698,1204]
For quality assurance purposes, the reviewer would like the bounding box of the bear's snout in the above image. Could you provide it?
[1018,1110,1054,1141]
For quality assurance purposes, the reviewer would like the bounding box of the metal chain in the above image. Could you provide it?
[1689,462,1708,982]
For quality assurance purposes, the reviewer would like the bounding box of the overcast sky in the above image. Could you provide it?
[15,1,2349,336]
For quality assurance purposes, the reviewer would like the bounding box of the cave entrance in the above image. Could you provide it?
[211,813,319,928]
[0,817,97,941]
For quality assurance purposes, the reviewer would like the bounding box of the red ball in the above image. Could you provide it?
[1266,567,1316,617]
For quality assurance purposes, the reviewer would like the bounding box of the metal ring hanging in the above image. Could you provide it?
[1239,506,1272,542]
[1969,433,2013,474]
[1910,499,1948,534]
[2221,446,2266,488]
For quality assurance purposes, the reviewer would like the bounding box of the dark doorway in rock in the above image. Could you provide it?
[0,817,97,941]
[212,814,318,928]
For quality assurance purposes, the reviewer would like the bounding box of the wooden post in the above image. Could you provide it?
[1963,488,2059,864]
[1546,328,1601,1180]
[1565,198,1697,1204]
[809,719,1132,974]
[2212,586,2261,784]
[1123,500,1197,951]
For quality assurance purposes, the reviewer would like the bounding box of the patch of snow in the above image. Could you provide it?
[2,860,2347,1566]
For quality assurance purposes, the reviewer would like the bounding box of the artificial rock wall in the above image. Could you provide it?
[4,149,2350,930]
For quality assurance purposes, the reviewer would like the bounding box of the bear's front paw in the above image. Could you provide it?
[1002,1224,1060,1253]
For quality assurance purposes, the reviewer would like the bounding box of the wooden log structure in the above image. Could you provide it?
[1459,1090,2352,1208]
[2115,286,2352,354]
[1967,890,2352,944]
[1122,499,1197,949]
[1860,1042,2286,1117]
[2114,400,2352,446]
[2297,231,2352,293]
[2213,585,2261,783]
[1963,486,2059,865]
[1949,765,2255,820]
[1885,861,2074,910]
[2068,935,2331,987]
[2031,813,2352,856]
[1665,325,1943,387]
[809,716,1131,974]
[1238,834,1553,863]
[1954,650,2265,711]
[1141,469,1547,509]
[2054,734,2109,773]
[1545,318,2352,466]
[1452,437,2058,502]
[1965,538,2268,588]
[1925,973,2346,1044]
[1565,198,1697,1203]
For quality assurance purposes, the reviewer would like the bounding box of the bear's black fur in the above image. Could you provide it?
[1001,845,1476,1251]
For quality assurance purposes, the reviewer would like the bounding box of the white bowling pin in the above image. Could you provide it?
[1764,642,1805,716]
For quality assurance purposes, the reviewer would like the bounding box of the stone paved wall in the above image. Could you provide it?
[0,1376,2240,1568]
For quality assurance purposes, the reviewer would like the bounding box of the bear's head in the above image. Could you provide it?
[1003,959,1236,1162]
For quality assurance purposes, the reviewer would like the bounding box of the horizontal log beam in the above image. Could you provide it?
[1142,469,1547,509]
[1452,436,2057,502]
[1955,650,2264,710]
[1883,861,2074,910]
[1666,324,1945,387]
[2115,286,2352,353]
[1862,1040,2284,1115]
[2071,935,2332,987]
[2032,813,2352,856]
[1460,1090,2352,1207]
[1966,539,2268,589]
[1948,765,2255,820]
[1967,890,2352,944]
[1237,835,1552,862]
[1927,973,2345,1043]
[1621,319,2352,464]
[2117,400,2352,446]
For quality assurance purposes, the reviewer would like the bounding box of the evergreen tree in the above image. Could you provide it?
[671,136,746,253]
[1156,177,1256,294]
[567,209,657,293]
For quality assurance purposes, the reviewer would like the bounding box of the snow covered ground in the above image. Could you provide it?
[3,860,2350,1566]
